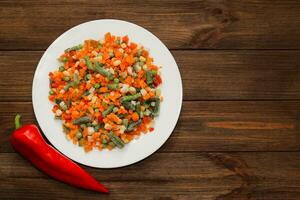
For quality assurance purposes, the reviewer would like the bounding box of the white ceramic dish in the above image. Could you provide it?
[32,19,182,168]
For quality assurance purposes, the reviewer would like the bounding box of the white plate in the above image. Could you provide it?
[32,19,182,168]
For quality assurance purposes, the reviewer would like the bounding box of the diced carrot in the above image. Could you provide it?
[104,32,111,42]
[114,49,123,58]
[129,42,137,50]
[100,87,108,93]
[132,112,139,121]
[122,35,129,43]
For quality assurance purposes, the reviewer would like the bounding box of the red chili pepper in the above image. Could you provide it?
[10,114,108,193]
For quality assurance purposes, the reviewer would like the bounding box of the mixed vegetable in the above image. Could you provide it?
[48,33,162,152]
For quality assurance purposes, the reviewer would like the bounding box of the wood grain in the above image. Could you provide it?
[1,1,300,199]
[0,152,299,199]
[1,50,300,101]
[1,101,300,153]
[1,0,300,50]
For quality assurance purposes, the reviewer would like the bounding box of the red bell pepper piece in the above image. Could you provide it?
[10,114,108,193]
[153,74,162,87]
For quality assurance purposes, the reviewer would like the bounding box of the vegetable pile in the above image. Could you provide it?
[48,33,162,152]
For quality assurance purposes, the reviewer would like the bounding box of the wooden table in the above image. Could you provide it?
[1,1,300,199]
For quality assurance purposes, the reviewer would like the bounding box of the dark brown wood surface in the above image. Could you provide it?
[0,0,300,199]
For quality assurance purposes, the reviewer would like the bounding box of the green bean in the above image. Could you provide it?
[81,90,90,98]
[66,99,72,107]
[108,142,116,148]
[146,70,153,85]
[59,101,68,111]
[55,98,62,104]
[107,83,118,90]
[80,124,86,129]
[102,105,114,117]
[118,114,125,118]
[120,93,142,103]
[73,116,92,125]
[136,102,141,117]
[145,98,160,116]
[95,61,113,80]
[122,101,135,110]
[94,125,100,132]
[122,119,128,127]
[84,56,94,71]
[65,44,83,52]
[108,131,125,148]
[73,73,79,85]
[63,82,74,91]
[153,98,160,115]
[126,119,142,132]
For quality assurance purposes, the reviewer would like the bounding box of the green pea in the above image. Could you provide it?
[114,78,119,84]
[102,139,108,144]
[62,57,68,62]
[94,83,101,89]
[85,74,91,80]
[94,108,99,113]
[64,76,70,81]
[59,66,65,72]
[76,131,82,139]
[49,90,54,95]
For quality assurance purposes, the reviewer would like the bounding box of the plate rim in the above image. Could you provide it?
[32,19,183,168]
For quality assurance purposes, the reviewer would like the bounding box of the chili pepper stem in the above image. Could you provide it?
[15,114,22,129]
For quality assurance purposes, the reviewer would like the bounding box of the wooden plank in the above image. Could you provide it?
[1,50,300,101]
[0,0,300,50]
[0,152,299,199]
[1,101,300,153]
